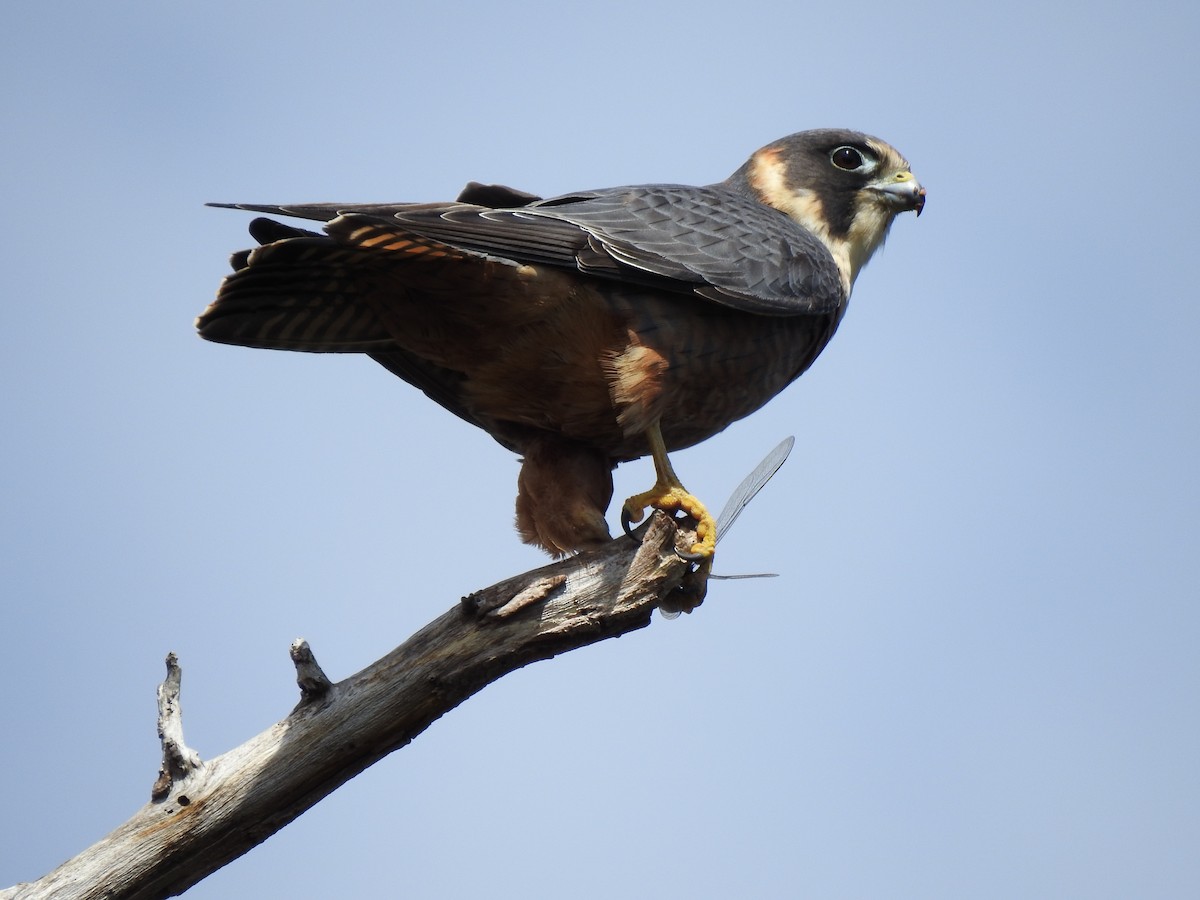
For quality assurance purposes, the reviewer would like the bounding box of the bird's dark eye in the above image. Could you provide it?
[830,146,865,171]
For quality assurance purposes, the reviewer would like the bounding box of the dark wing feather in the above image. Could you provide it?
[204,180,540,223]
[392,186,843,316]
[209,183,844,316]
[539,187,843,315]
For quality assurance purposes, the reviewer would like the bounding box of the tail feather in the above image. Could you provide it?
[200,214,528,352]
[198,233,396,351]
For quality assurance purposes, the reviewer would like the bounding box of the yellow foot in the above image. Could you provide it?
[621,482,717,560]
[620,420,717,559]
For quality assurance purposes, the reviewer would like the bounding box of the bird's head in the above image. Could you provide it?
[727,128,924,296]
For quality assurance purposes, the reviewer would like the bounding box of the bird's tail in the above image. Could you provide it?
[196,217,399,352]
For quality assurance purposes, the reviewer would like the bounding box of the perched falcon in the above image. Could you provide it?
[199,129,923,559]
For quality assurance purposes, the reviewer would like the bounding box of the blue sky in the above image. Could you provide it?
[3,1,1197,897]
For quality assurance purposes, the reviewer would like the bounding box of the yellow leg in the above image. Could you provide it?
[621,422,717,559]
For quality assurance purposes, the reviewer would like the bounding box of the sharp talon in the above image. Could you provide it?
[624,420,718,560]
[620,506,641,542]
[623,487,716,559]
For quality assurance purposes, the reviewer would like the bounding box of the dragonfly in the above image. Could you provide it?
[662,436,795,616]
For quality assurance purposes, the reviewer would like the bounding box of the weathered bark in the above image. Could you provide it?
[2,514,700,900]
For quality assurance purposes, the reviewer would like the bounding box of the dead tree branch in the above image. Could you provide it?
[3,514,697,900]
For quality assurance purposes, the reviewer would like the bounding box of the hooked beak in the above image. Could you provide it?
[875,171,926,216]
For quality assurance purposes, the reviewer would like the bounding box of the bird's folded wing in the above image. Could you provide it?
[395,186,845,316]
[209,184,845,317]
